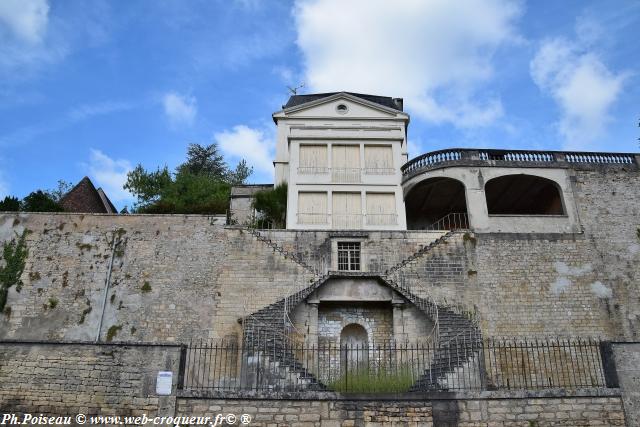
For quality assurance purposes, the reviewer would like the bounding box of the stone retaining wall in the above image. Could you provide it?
[0,342,181,416]
[175,394,626,426]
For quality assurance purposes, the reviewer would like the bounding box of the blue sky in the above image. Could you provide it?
[0,0,638,210]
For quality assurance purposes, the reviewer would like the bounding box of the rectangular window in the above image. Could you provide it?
[366,193,397,225]
[332,145,360,182]
[364,145,394,174]
[298,145,328,174]
[298,192,328,224]
[332,192,362,229]
[337,242,361,271]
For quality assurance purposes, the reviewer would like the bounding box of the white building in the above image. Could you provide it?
[272,92,410,230]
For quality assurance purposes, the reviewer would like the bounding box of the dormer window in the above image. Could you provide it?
[336,104,348,114]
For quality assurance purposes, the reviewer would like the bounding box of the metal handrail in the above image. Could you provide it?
[424,212,469,231]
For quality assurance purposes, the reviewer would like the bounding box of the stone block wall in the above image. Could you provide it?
[0,213,316,343]
[0,164,638,345]
[0,342,181,415]
[611,342,640,426]
[175,394,626,426]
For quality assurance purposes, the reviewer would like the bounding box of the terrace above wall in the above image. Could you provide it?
[402,148,640,180]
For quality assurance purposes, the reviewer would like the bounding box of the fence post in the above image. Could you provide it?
[177,344,187,390]
[599,341,620,388]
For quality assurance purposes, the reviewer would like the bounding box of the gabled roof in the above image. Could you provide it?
[60,177,118,214]
[282,91,404,111]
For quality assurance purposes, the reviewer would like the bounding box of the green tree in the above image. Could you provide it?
[123,165,172,209]
[21,191,64,212]
[228,159,253,186]
[252,183,287,228]
[0,196,20,211]
[47,180,73,202]
[177,143,228,178]
[124,143,252,214]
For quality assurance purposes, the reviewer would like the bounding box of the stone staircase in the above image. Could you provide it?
[244,227,318,275]
[242,228,481,392]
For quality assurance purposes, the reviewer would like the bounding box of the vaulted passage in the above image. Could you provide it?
[485,174,564,215]
[405,177,468,230]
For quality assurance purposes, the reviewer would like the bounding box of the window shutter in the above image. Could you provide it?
[364,146,393,171]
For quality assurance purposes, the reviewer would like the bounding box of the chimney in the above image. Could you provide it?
[392,98,404,111]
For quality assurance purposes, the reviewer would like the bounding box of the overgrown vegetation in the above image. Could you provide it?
[124,143,252,214]
[47,298,58,309]
[463,232,476,246]
[637,227,640,241]
[78,304,92,324]
[106,325,122,342]
[0,230,29,312]
[251,183,287,228]
[141,281,152,293]
[0,181,71,212]
[328,366,415,394]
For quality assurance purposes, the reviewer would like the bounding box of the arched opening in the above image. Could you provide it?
[405,177,468,230]
[485,174,565,215]
[340,323,369,369]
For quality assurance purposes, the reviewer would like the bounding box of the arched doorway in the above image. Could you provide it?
[340,323,369,370]
[485,174,565,215]
[405,177,468,230]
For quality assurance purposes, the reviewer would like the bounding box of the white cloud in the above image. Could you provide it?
[214,125,274,177]
[0,0,49,44]
[293,0,522,127]
[530,28,628,149]
[86,149,133,203]
[162,92,197,127]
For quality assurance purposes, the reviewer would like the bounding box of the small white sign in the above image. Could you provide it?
[156,371,173,395]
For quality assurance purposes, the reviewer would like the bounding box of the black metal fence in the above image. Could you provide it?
[180,336,607,394]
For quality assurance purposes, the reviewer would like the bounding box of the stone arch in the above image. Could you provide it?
[404,177,468,230]
[340,323,369,368]
[484,174,565,215]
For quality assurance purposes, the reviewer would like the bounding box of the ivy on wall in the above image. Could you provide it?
[0,230,29,312]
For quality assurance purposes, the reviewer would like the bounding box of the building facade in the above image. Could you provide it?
[272,92,409,230]
[2,92,640,425]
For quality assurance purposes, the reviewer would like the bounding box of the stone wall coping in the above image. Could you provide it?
[0,339,185,348]
[0,211,226,218]
[177,387,621,401]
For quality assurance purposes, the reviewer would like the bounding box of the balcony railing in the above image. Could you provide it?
[297,213,399,228]
[332,168,361,183]
[297,167,329,175]
[402,148,639,177]
[366,214,398,226]
[297,213,329,225]
[332,214,364,229]
[298,167,397,182]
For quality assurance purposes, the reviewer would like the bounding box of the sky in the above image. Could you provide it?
[0,0,638,210]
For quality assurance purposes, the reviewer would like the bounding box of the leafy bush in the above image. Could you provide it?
[252,183,287,228]
[0,230,29,312]
[21,191,63,212]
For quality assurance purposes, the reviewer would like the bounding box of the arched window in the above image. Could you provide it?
[405,177,468,230]
[485,174,565,215]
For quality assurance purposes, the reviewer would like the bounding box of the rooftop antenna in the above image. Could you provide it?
[287,83,305,95]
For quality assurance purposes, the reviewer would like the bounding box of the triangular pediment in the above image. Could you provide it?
[273,92,409,120]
